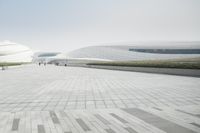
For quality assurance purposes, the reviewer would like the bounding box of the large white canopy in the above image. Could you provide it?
[0,41,33,63]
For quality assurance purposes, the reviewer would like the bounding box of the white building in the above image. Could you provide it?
[0,41,33,63]
[66,42,200,61]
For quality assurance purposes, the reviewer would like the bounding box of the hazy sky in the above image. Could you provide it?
[0,0,200,52]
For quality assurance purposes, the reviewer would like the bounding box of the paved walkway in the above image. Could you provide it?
[0,65,200,133]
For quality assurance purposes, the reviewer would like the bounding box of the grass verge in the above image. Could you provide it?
[0,62,23,67]
[87,58,200,69]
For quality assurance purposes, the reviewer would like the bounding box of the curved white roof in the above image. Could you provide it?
[0,41,31,56]
[66,43,200,61]
[0,41,33,63]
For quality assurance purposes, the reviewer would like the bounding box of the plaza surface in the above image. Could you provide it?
[0,65,200,133]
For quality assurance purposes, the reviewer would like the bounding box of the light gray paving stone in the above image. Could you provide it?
[31,111,38,133]
[105,129,116,133]
[66,111,85,133]
[53,112,63,133]
[110,113,128,124]
[24,112,31,133]
[114,109,165,133]
[124,127,138,133]
[49,111,60,124]
[191,123,200,128]
[0,113,8,132]
[87,112,111,130]
[91,121,108,133]
[76,118,91,131]
[0,65,200,133]
[56,111,72,133]
[97,111,127,133]
[146,107,200,133]
[4,112,14,133]
[196,114,200,118]
[38,125,46,133]
[18,112,26,133]
[11,118,20,131]
[94,114,110,125]
[107,120,129,133]
[78,111,100,133]
[44,112,58,133]
[123,108,197,133]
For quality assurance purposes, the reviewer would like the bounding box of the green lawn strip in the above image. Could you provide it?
[0,62,25,67]
[87,58,200,69]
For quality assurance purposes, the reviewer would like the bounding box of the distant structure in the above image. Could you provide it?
[33,52,67,65]
[66,42,200,61]
[129,49,200,54]
[45,42,200,66]
[0,40,33,63]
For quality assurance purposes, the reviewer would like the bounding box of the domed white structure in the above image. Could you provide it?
[66,42,200,61]
[0,41,33,63]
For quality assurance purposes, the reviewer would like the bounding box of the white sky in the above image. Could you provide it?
[0,0,200,52]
